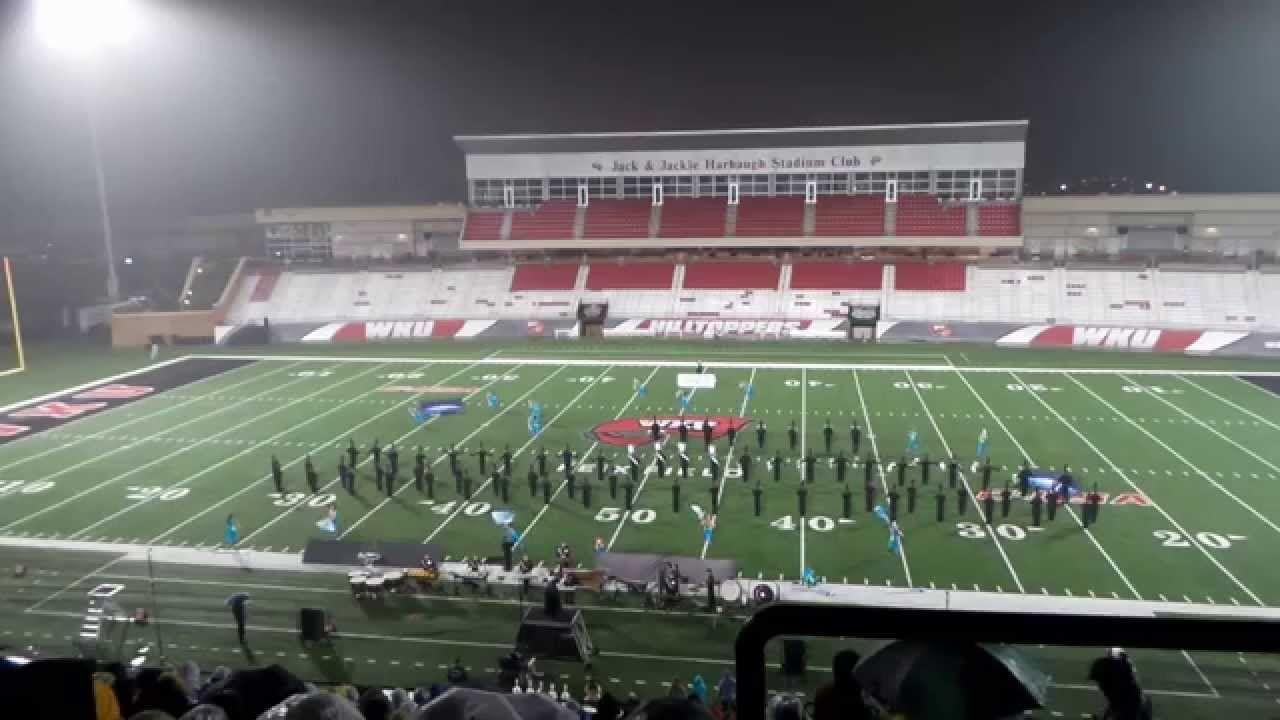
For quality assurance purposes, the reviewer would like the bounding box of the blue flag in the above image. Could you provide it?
[873,504,890,525]
[975,428,990,460]
[486,391,500,409]
[411,398,466,425]
[905,430,921,457]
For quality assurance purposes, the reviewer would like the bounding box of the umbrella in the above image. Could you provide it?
[417,687,577,720]
[854,640,1050,719]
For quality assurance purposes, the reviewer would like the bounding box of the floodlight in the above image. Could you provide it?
[35,0,139,57]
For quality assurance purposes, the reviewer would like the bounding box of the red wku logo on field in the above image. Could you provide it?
[73,384,155,400]
[589,416,751,447]
[10,401,108,420]
[0,424,29,437]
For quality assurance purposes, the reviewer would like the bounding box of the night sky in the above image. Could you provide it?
[2,0,1279,247]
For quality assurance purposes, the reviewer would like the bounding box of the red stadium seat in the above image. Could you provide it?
[585,262,675,290]
[583,200,652,239]
[894,262,966,291]
[895,194,966,236]
[658,198,727,238]
[510,263,578,291]
[978,203,1021,236]
[509,200,577,241]
[813,196,886,237]
[683,261,779,289]
[250,267,282,302]
[734,197,805,237]
[790,262,883,290]
[463,211,506,242]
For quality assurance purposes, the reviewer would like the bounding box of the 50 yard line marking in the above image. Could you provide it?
[853,369,912,587]
[517,366,662,550]
[424,365,613,544]
[904,369,1025,594]
[1009,370,1263,606]
[700,367,756,559]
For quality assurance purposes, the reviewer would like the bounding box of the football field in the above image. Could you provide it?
[3,340,1280,716]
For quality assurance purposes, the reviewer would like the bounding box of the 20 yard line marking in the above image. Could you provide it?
[952,369,1140,600]
[69,363,390,540]
[1010,371,1263,606]
[425,365,610,543]
[904,370,1024,593]
[853,369,912,587]
[1081,374,1280,538]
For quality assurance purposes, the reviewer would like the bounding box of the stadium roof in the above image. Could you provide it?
[455,120,1028,155]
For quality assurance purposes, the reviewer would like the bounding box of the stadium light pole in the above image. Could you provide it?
[34,0,142,301]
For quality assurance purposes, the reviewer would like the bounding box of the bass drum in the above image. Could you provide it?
[719,578,744,605]
[751,582,778,606]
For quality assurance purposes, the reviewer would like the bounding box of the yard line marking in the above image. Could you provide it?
[426,366,607,543]
[853,370,912,587]
[904,370,1024,593]
[701,367,756,559]
[69,363,387,540]
[1011,371,1264,606]
[190,352,1280,378]
[0,362,316,533]
[799,367,807,577]
[519,366,662,550]
[0,360,278,470]
[340,364,564,541]
[204,361,489,545]
[25,554,127,613]
[950,369,1140,599]
[1177,648,1218,691]
[1080,374,1280,539]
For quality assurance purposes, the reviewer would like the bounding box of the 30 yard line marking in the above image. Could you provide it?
[904,370,1024,593]
[518,366,661,550]
[0,362,317,533]
[69,363,389,540]
[952,369,1140,599]
[424,365,609,543]
[701,367,756,559]
[0,360,277,470]
[1082,374,1280,538]
[1009,371,1263,606]
[853,369,912,587]
[341,364,564,541]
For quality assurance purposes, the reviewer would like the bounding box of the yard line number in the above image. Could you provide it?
[956,522,1027,540]
[422,500,491,517]
[270,492,338,508]
[0,480,54,495]
[126,486,190,501]
[771,515,842,532]
[1153,529,1244,549]
[594,507,655,524]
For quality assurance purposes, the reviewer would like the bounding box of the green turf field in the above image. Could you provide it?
[3,340,1280,717]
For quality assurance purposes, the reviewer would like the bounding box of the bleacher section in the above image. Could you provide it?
[508,200,576,241]
[734,197,805,237]
[894,262,966,291]
[683,261,780,289]
[978,203,1021,236]
[790,261,882,289]
[225,262,1280,330]
[585,262,674,290]
[813,196,886,237]
[583,200,651,239]
[462,211,505,242]
[658,199,727,238]
[510,263,578,291]
[895,195,967,236]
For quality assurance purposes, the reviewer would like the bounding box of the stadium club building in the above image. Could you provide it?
[169,121,1280,357]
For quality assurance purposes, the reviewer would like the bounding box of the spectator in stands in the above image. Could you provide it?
[259,692,363,720]
[128,712,177,720]
[594,692,622,720]
[178,705,228,720]
[668,678,688,698]
[631,697,714,720]
[1089,650,1153,720]
[813,649,872,720]
[767,693,803,720]
[715,671,736,708]
[176,660,202,703]
[582,677,603,705]
[358,687,392,720]
[133,669,193,718]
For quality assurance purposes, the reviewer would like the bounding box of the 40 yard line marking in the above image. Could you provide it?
[853,369,912,587]
[0,359,275,471]
[339,364,564,541]
[904,369,1025,594]
[424,365,612,543]
[1009,370,1263,606]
